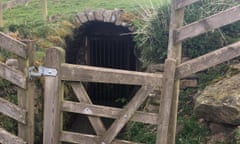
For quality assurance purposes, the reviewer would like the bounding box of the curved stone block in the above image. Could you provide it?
[77,13,88,23]
[95,9,105,21]
[85,10,95,21]
[103,10,113,22]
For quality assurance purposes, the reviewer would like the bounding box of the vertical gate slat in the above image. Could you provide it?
[157,0,185,143]
[43,47,65,144]
[17,41,35,144]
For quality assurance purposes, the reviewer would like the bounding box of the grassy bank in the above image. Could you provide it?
[2,0,169,27]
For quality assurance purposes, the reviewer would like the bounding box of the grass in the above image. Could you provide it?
[2,0,169,27]
[1,0,170,63]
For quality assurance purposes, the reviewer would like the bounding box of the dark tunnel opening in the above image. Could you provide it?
[65,21,138,108]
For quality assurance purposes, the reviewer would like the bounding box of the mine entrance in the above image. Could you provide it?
[66,21,137,108]
[88,34,137,107]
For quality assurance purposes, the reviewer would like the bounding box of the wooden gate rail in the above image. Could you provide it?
[61,63,163,86]
[176,41,240,78]
[60,131,141,144]
[0,61,26,88]
[0,32,27,58]
[61,131,141,144]
[157,0,240,143]
[0,32,34,144]
[0,97,26,124]
[0,128,26,144]
[62,101,158,125]
[175,5,240,42]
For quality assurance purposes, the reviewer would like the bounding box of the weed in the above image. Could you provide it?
[124,122,156,144]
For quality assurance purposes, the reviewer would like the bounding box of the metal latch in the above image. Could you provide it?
[29,66,57,79]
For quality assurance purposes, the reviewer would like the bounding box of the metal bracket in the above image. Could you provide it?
[29,66,57,79]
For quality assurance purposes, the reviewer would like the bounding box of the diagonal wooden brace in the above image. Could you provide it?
[71,83,106,135]
[99,85,154,144]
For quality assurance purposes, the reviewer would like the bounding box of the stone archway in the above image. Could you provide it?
[72,9,135,31]
[65,9,139,134]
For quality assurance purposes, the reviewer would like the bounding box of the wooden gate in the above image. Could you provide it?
[43,47,162,144]
[0,32,34,144]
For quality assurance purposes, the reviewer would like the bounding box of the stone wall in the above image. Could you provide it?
[72,9,135,31]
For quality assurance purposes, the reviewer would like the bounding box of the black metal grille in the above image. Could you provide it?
[87,35,136,107]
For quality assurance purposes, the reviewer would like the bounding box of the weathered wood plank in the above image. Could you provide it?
[71,83,106,135]
[41,0,47,21]
[0,0,3,27]
[157,59,177,144]
[175,5,240,42]
[17,41,35,144]
[0,128,26,144]
[0,61,26,88]
[61,63,163,86]
[99,86,154,144]
[0,32,27,58]
[180,79,198,89]
[157,1,184,143]
[61,131,141,144]
[176,41,240,79]
[43,47,65,144]
[62,101,158,125]
[0,97,26,124]
[175,0,200,9]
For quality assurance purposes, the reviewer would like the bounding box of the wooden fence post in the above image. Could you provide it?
[42,0,48,21]
[43,47,65,144]
[18,40,35,144]
[0,0,3,27]
[156,0,184,143]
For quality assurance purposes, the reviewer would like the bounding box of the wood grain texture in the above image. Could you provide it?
[167,5,185,143]
[176,41,240,78]
[17,41,35,144]
[0,62,26,88]
[41,0,47,20]
[157,1,184,143]
[43,47,65,144]
[71,83,106,135]
[0,32,27,58]
[61,63,163,86]
[62,101,158,125]
[0,128,26,144]
[175,0,200,9]
[0,97,26,123]
[157,59,177,144]
[99,86,154,144]
[60,131,141,144]
[0,0,3,27]
[175,5,240,42]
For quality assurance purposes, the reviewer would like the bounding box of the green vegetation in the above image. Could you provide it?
[2,0,164,27]
[134,0,240,65]
[1,0,240,143]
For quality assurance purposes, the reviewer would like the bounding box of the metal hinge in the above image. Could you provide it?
[29,66,57,79]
